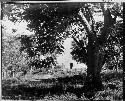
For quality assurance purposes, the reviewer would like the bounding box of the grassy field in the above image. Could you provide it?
[2,69,123,101]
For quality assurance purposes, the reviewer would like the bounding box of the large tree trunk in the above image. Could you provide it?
[84,43,104,93]
[77,7,115,94]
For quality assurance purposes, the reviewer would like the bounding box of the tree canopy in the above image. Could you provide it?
[18,3,85,69]
[2,3,123,69]
[18,3,122,69]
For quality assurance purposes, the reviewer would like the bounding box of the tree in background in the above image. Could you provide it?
[2,31,30,78]
[2,4,33,78]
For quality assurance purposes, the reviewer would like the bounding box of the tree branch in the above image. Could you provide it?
[77,10,96,45]
[85,4,95,32]
[78,10,92,35]
[72,35,84,49]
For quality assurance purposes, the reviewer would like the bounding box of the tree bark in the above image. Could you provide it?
[77,7,114,94]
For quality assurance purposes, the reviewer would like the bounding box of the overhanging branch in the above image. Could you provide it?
[78,10,92,35]
[77,10,96,44]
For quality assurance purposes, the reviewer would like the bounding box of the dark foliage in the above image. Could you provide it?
[103,21,123,70]
[107,83,118,90]
[71,44,87,63]
[29,56,56,69]
[57,74,85,85]
[19,3,84,69]
[21,3,85,57]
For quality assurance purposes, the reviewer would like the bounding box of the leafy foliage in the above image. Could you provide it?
[19,4,74,69]
[103,20,123,70]
[2,32,30,79]
[21,3,84,55]
[2,4,28,22]
[71,42,87,63]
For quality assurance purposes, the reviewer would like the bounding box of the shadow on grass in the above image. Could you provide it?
[2,74,86,100]
[2,71,123,100]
